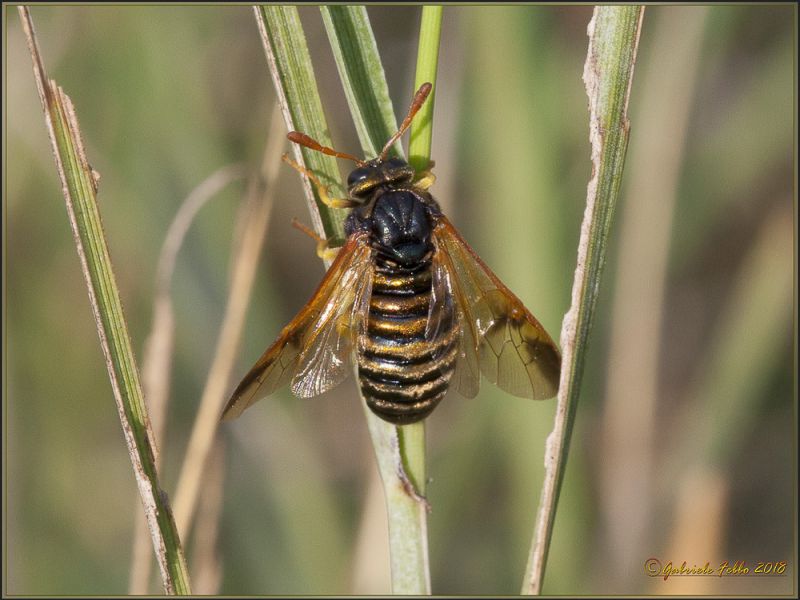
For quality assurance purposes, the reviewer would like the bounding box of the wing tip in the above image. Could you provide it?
[220,396,244,422]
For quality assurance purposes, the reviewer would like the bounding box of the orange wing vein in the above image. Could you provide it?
[431,215,561,400]
[221,234,373,421]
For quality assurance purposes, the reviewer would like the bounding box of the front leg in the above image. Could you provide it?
[291,218,341,262]
[282,154,358,209]
[413,159,436,190]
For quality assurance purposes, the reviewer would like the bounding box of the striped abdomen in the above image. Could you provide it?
[357,257,459,424]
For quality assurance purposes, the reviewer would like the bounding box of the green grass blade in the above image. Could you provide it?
[257,5,444,593]
[408,6,442,170]
[321,5,401,159]
[18,6,191,595]
[523,6,645,594]
[255,5,347,242]
[322,5,444,594]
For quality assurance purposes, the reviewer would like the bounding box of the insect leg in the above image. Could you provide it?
[414,170,436,190]
[282,154,358,209]
[413,160,437,190]
[291,218,340,262]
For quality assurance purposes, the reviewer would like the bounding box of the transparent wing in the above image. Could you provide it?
[431,215,561,400]
[221,234,373,421]
[291,246,373,398]
[429,249,480,399]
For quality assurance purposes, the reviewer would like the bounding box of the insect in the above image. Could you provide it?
[222,82,561,425]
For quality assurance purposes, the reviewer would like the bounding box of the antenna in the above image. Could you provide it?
[286,131,365,166]
[378,82,433,161]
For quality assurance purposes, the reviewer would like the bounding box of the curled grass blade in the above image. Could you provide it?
[523,6,645,595]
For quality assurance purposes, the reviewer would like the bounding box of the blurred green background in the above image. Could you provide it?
[5,5,795,595]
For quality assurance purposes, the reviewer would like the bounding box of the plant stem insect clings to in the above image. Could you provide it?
[222,83,561,425]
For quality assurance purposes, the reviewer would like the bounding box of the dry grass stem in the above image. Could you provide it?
[190,440,227,595]
[129,164,246,593]
[172,103,285,539]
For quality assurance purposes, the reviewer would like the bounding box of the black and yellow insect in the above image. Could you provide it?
[222,83,561,425]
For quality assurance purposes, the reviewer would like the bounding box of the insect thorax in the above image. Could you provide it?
[345,187,441,267]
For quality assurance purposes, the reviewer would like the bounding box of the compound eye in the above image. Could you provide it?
[384,157,408,170]
[347,166,373,188]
